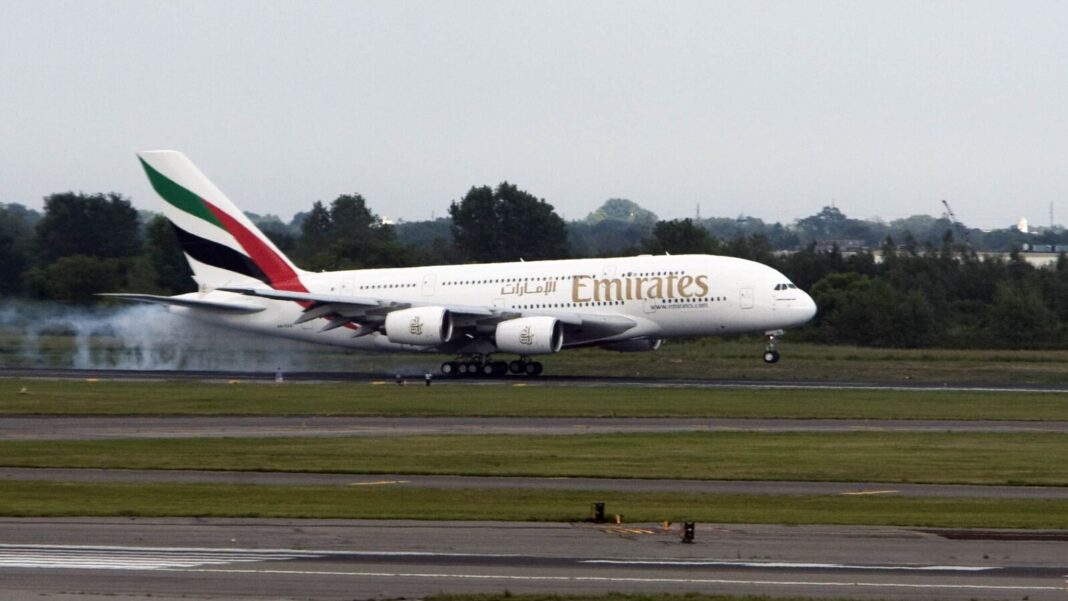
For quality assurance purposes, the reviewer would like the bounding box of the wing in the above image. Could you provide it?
[98,293,266,314]
[218,286,637,345]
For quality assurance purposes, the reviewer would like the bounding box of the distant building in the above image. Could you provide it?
[813,239,867,253]
[1017,217,1029,234]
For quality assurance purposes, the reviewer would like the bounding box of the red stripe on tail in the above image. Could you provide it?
[203,202,307,293]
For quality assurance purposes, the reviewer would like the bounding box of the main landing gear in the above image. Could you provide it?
[762,330,782,364]
[440,355,543,378]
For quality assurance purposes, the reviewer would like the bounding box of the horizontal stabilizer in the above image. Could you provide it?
[97,293,266,314]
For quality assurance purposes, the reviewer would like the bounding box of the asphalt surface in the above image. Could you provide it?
[6,366,1068,392]
[5,467,1068,499]
[4,415,1067,440]
[1,518,1066,600]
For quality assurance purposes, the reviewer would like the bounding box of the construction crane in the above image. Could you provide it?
[941,200,972,247]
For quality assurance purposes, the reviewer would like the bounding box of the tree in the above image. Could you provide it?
[584,198,658,227]
[986,282,1058,348]
[143,215,195,294]
[449,182,570,262]
[810,273,936,347]
[25,255,124,303]
[641,219,720,255]
[294,195,407,270]
[0,203,39,294]
[35,192,141,261]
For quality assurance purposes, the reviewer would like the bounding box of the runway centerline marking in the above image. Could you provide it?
[349,480,410,486]
[840,489,900,496]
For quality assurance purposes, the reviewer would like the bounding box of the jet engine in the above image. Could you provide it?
[601,338,664,352]
[495,316,563,355]
[384,307,454,345]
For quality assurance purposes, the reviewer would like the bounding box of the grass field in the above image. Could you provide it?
[4,378,1068,420]
[2,481,1067,528]
[2,432,1065,485]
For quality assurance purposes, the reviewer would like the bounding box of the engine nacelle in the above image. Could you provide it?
[384,307,453,345]
[601,338,664,353]
[495,316,563,355]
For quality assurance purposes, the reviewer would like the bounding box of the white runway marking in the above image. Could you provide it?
[0,544,323,570]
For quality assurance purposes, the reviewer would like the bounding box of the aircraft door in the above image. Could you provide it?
[421,274,436,297]
[740,287,754,309]
[642,297,657,314]
[332,280,355,295]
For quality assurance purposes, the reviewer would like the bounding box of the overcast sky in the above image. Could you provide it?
[2,1,1067,229]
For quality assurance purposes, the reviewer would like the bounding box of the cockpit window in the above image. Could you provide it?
[775,283,799,291]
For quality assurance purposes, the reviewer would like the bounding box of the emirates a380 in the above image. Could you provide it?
[106,151,817,377]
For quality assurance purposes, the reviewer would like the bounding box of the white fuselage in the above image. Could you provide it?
[172,254,816,353]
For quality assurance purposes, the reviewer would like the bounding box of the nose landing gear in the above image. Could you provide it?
[762,330,783,364]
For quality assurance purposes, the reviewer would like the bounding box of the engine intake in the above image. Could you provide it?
[495,316,563,355]
[384,307,453,345]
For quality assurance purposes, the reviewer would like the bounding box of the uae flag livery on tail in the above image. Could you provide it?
[137,151,307,293]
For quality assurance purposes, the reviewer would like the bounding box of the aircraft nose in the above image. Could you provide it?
[799,290,817,323]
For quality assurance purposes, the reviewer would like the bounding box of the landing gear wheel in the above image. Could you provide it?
[763,350,780,364]
[508,360,524,374]
[440,361,458,377]
[524,361,543,376]
[480,362,496,376]
[467,361,485,376]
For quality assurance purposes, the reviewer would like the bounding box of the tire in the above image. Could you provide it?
[440,362,457,376]
[481,362,496,376]
[763,350,780,364]
[508,360,524,374]
[467,361,484,376]
[524,361,543,376]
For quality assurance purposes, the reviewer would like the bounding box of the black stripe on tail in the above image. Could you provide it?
[171,224,270,285]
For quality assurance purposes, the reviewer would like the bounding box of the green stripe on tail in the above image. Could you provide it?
[139,157,223,228]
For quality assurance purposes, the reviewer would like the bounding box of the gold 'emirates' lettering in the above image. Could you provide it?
[572,274,710,302]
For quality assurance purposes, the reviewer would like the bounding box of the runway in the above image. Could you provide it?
[0,518,1065,600]
[5,467,1068,499]
[6,366,1068,392]
[4,415,1066,440]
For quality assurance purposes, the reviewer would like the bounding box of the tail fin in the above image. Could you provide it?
[137,150,306,292]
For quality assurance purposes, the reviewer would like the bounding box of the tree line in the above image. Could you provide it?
[2,185,1067,349]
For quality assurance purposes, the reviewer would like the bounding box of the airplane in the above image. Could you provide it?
[103,150,817,377]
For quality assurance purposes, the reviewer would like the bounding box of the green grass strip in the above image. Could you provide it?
[1,432,1065,485]
[4,379,1068,420]
[3,481,1068,528]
